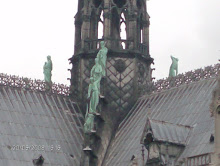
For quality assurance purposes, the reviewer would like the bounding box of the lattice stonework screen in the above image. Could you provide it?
[105,57,135,112]
[71,56,150,113]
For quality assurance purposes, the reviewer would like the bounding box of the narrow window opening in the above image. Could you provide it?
[141,29,143,43]
[98,10,104,39]
[120,13,127,49]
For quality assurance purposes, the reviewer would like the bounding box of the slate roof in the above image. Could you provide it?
[147,119,192,145]
[103,64,219,166]
[0,85,84,166]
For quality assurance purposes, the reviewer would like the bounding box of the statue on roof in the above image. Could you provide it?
[43,55,53,89]
[169,55,178,77]
[43,55,53,82]
[97,41,108,77]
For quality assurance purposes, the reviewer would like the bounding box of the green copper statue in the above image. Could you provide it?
[84,113,95,133]
[90,58,103,92]
[43,55,53,83]
[88,77,100,114]
[97,41,108,77]
[169,55,178,77]
[83,41,108,134]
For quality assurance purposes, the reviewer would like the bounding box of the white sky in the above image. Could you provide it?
[0,0,219,85]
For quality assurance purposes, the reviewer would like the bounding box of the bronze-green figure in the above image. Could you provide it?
[169,55,178,77]
[84,113,95,133]
[88,77,100,114]
[83,41,108,134]
[90,58,103,92]
[43,55,53,83]
[97,41,108,77]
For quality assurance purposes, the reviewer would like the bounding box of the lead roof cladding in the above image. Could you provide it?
[145,119,192,146]
[103,77,218,166]
[0,86,84,166]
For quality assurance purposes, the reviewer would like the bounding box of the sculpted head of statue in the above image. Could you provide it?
[100,41,105,48]
[47,55,51,61]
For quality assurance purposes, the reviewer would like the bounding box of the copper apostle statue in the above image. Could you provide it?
[84,41,108,133]
[169,55,178,77]
[43,55,53,90]
[43,55,53,83]
[97,41,108,77]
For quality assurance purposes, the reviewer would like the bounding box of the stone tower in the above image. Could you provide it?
[69,0,153,116]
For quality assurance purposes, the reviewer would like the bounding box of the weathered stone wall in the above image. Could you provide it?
[210,70,220,165]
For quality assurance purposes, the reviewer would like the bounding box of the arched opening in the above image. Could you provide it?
[113,0,127,8]
[141,29,143,43]
[120,12,127,49]
[138,14,144,44]
[98,10,104,39]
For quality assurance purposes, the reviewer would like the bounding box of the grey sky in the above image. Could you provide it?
[0,0,219,85]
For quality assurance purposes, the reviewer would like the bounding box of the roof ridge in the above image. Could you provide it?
[0,73,70,96]
[140,76,216,100]
[141,63,219,98]
[149,118,192,129]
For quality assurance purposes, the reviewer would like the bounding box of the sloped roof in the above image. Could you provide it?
[0,85,84,165]
[103,64,219,166]
[147,119,191,145]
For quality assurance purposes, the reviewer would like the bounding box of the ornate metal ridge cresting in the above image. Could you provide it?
[153,63,220,92]
[0,73,70,96]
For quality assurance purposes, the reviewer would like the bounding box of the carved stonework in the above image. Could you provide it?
[70,55,151,114]
[149,144,159,160]
[114,59,126,73]
[71,0,152,114]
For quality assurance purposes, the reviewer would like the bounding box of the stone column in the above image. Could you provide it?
[142,20,150,54]
[81,15,90,48]
[103,0,111,48]
[74,19,82,53]
[127,13,138,49]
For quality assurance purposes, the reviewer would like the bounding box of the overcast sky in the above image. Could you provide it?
[0,0,219,85]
